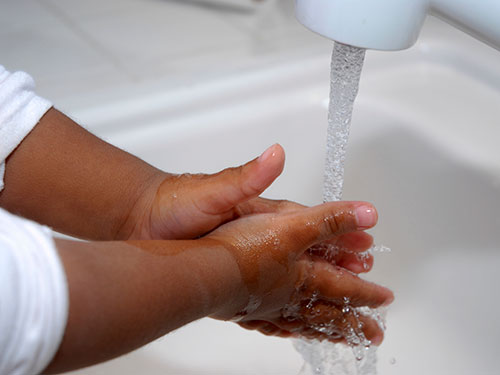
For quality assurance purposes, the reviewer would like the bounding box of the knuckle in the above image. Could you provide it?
[323,209,354,236]
[323,213,340,235]
[227,165,260,197]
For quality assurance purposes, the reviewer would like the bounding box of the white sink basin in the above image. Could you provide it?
[67,17,500,375]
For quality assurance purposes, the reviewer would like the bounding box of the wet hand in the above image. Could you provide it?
[206,201,393,345]
[121,144,286,240]
[120,142,378,275]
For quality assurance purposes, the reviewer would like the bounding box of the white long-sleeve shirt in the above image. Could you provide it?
[0,66,68,375]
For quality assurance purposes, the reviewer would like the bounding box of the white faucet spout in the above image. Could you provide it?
[295,0,429,51]
[296,0,500,51]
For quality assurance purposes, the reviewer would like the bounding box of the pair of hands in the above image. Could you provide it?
[121,144,393,345]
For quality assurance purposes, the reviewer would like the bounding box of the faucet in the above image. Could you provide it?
[295,0,500,51]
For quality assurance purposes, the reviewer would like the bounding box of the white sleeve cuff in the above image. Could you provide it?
[0,208,68,375]
[0,65,52,191]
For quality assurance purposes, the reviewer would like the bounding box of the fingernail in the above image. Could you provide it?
[258,144,277,163]
[383,291,395,307]
[371,332,384,346]
[355,204,377,229]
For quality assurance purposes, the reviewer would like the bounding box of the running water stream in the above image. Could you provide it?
[294,43,388,375]
[323,42,366,203]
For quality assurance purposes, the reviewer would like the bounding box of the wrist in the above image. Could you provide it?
[201,239,249,321]
[127,237,248,320]
[113,169,168,240]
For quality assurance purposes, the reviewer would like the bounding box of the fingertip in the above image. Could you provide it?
[354,203,378,229]
[383,289,395,307]
[258,143,285,164]
[373,285,395,308]
[368,325,384,346]
[251,144,285,191]
[258,144,285,175]
[371,331,384,346]
[337,254,374,274]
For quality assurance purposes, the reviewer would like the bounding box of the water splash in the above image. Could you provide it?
[294,42,388,375]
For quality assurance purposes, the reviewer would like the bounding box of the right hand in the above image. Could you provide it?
[206,200,394,345]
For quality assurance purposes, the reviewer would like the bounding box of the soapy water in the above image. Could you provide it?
[288,42,391,375]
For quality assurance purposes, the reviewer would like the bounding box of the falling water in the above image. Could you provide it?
[323,42,366,202]
[294,42,387,375]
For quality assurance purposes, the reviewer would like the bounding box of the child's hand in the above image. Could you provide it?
[205,201,393,345]
[119,141,377,272]
[121,142,378,273]
[119,144,287,240]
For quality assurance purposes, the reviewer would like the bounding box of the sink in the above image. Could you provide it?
[67,16,500,375]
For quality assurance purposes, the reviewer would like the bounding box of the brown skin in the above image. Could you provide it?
[0,108,377,272]
[47,201,392,374]
[0,108,285,241]
[0,108,393,373]
[0,108,165,240]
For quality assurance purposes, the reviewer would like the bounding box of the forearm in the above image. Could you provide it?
[45,238,244,374]
[0,108,166,240]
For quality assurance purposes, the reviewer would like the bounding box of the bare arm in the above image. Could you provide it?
[43,201,393,374]
[0,108,166,240]
[45,237,243,373]
[0,107,286,241]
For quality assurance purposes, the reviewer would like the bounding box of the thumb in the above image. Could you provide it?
[195,144,285,215]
